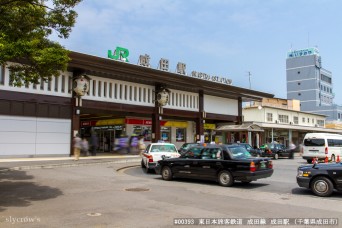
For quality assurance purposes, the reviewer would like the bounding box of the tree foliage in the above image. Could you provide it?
[0,0,81,86]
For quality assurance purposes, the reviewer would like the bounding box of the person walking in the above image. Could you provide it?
[81,137,89,156]
[90,131,98,156]
[73,133,82,161]
[138,136,146,156]
[289,141,296,159]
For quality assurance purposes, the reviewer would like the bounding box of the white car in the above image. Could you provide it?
[141,143,180,172]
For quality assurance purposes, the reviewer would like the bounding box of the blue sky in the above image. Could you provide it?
[52,0,342,103]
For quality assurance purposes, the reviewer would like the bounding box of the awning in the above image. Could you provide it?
[216,123,264,132]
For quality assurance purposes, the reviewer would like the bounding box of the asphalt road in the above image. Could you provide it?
[0,157,341,228]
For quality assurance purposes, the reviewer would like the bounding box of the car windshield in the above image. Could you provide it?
[150,144,177,153]
[230,146,252,159]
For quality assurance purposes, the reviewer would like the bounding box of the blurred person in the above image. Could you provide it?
[138,136,146,156]
[81,137,89,157]
[73,133,82,161]
[90,131,98,156]
[289,141,296,159]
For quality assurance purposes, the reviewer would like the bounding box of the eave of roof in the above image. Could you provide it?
[68,51,274,102]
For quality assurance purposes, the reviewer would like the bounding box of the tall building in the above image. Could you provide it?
[286,47,342,121]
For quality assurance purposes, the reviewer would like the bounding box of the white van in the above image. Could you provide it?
[302,133,342,163]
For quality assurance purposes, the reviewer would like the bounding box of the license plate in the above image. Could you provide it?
[260,162,266,169]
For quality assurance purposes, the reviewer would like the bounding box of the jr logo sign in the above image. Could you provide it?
[108,47,129,62]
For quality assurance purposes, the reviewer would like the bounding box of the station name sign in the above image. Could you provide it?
[287,47,319,58]
[191,71,232,85]
[108,46,233,85]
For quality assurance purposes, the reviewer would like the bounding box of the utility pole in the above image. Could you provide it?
[248,71,252,89]
[248,71,252,107]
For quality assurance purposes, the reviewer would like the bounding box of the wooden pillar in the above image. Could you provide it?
[71,96,80,156]
[196,90,204,142]
[152,107,161,143]
[237,97,243,124]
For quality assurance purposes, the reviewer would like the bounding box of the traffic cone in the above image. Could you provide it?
[336,155,340,163]
[324,156,329,163]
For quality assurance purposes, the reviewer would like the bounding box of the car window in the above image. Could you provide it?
[150,145,177,153]
[304,138,325,147]
[245,144,252,150]
[200,148,212,159]
[229,147,252,159]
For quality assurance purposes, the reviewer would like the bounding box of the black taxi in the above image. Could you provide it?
[155,144,273,187]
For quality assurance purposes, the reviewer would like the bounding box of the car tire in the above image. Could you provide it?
[310,176,334,197]
[218,170,234,187]
[274,153,279,160]
[307,159,312,164]
[161,166,173,181]
[141,159,146,168]
[331,155,335,162]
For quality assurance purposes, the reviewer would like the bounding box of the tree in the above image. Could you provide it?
[0,0,82,86]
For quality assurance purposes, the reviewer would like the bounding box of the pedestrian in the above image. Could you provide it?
[73,133,82,161]
[138,136,146,156]
[81,137,89,156]
[90,131,98,156]
[130,134,139,153]
[289,141,296,159]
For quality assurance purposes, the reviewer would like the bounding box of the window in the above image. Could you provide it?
[93,80,96,96]
[68,76,72,94]
[109,83,112,98]
[98,81,102,97]
[317,120,324,127]
[54,76,58,92]
[0,65,5,85]
[176,128,186,142]
[307,118,310,123]
[302,117,305,123]
[104,82,107,97]
[278,115,289,123]
[47,79,52,91]
[312,119,314,124]
[61,75,65,93]
[293,116,298,124]
[304,138,324,147]
[267,113,273,122]
[40,78,45,90]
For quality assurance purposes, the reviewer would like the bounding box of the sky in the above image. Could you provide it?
[51,0,342,104]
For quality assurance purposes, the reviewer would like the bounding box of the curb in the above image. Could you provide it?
[0,158,141,172]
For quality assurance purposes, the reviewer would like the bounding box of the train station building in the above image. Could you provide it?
[0,48,273,157]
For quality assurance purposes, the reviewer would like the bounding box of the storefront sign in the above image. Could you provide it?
[287,47,319,58]
[204,123,216,130]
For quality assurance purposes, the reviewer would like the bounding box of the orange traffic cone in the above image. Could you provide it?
[336,155,340,163]
[324,156,329,163]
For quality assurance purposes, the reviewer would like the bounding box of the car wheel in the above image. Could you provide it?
[141,159,146,168]
[307,159,312,164]
[218,170,234,187]
[161,166,173,181]
[274,153,279,160]
[310,176,334,197]
[331,155,335,162]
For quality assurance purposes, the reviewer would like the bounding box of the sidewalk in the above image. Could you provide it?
[0,153,141,171]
